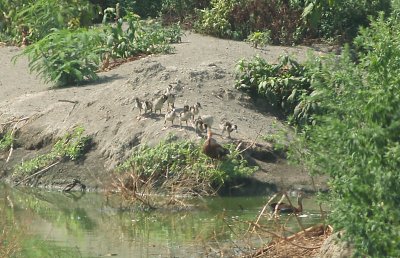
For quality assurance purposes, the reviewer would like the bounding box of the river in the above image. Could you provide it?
[1,183,324,257]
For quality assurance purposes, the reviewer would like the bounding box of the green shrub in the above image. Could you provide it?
[15,127,91,175]
[0,131,13,152]
[235,55,316,126]
[117,136,257,193]
[303,0,391,42]
[246,30,271,48]
[0,0,97,45]
[293,14,400,257]
[14,28,104,86]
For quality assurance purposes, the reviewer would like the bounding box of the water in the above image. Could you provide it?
[0,184,325,257]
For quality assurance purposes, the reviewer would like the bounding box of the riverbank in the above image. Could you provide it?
[0,32,328,193]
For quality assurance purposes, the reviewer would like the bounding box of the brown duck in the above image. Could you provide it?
[202,129,229,160]
[270,192,305,213]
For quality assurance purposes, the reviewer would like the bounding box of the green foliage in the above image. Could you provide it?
[0,131,13,152]
[246,30,271,48]
[13,28,104,86]
[104,13,183,59]
[293,14,400,257]
[118,136,257,191]
[15,127,91,175]
[302,0,391,41]
[0,0,97,45]
[235,55,316,126]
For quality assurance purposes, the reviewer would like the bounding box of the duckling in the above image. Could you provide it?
[220,121,238,138]
[143,100,153,114]
[200,115,214,132]
[166,93,176,111]
[164,108,177,125]
[179,109,192,128]
[189,102,202,120]
[202,129,230,160]
[153,94,168,114]
[133,97,143,115]
[194,116,205,134]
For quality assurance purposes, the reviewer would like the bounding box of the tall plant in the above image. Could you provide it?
[294,14,400,257]
[13,28,105,86]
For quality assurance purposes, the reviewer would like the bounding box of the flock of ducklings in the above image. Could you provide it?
[132,85,243,160]
[133,85,238,139]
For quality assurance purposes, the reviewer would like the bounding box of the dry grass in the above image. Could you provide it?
[109,164,217,209]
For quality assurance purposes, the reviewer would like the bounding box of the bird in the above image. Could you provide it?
[270,192,305,213]
[179,109,192,128]
[200,115,214,132]
[153,94,168,114]
[202,129,230,160]
[164,108,177,126]
[189,102,202,120]
[194,116,206,134]
[220,121,238,138]
[133,97,143,115]
[143,100,153,114]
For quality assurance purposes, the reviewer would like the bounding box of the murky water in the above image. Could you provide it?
[1,184,325,257]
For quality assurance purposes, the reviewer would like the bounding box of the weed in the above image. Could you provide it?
[114,137,257,204]
[14,127,91,175]
[0,131,13,152]
[246,30,271,48]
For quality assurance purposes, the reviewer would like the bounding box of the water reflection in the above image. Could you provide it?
[0,184,324,257]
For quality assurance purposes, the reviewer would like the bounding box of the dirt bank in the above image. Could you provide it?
[0,31,327,192]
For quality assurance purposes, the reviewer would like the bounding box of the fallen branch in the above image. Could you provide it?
[15,160,61,186]
[237,126,264,154]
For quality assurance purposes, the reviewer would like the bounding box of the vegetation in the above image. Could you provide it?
[114,135,257,206]
[11,10,182,86]
[235,55,316,127]
[0,0,97,45]
[15,127,91,176]
[290,14,400,257]
[246,30,271,48]
[0,130,13,152]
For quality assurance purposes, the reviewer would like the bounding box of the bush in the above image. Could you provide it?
[15,127,91,176]
[14,28,104,86]
[0,0,97,45]
[235,55,316,126]
[117,136,257,195]
[293,14,400,257]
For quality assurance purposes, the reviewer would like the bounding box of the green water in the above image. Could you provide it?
[0,184,324,257]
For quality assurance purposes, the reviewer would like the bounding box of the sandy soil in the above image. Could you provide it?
[0,31,327,192]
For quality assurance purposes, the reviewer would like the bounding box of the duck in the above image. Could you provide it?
[220,121,238,138]
[153,94,168,114]
[143,100,153,114]
[200,115,214,132]
[189,102,202,120]
[270,192,305,213]
[133,97,143,115]
[164,108,177,125]
[166,93,176,111]
[179,108,192,128]
[202,129,230,160]
[194,116,206,134]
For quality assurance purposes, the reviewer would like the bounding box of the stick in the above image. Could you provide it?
[15,160,61,186]
[238,126,264,154]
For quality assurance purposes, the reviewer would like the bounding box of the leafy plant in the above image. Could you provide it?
[117,135,257,195]
[15,127,91,175]
[235,55,316,126]
[292,14,400,257]
[246,30,271,48]
[13,28,104,86]
[0,131,13,152]
[103,13,183,59]
[0,0,97,45]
